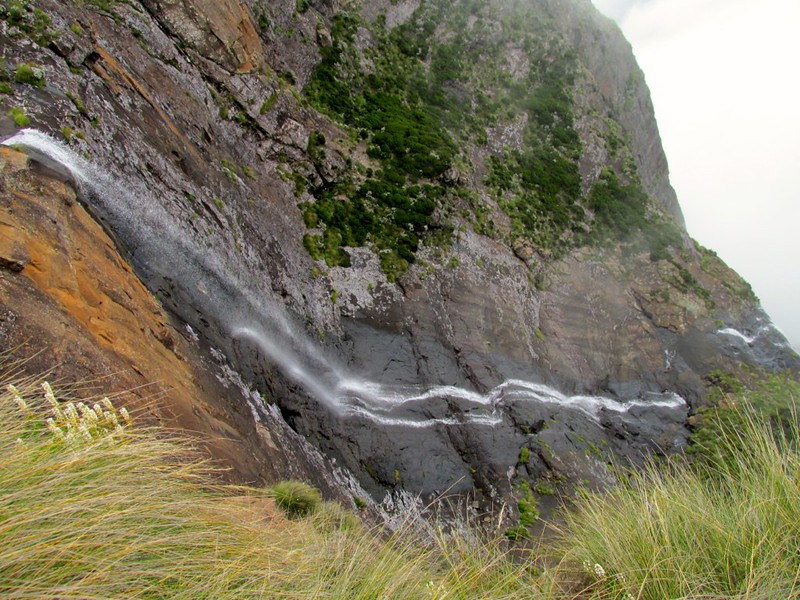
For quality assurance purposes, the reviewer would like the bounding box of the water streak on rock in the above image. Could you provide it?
[2,129,688,429]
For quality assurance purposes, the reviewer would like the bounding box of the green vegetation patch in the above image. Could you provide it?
[14,63,45,88]
[517,479,539,527]
[82,0,118,13]
[65,91,88,116]
[306,12,456,181]
[301,0,683,279]
[588,169,683,260]
[259,92,278,114]
[0,0,55,46]
[302,10,459,280]
[487,151,585,257]
[301,177,443,280]
[304,2,582,278]
[688,369,800,472]
[269,480,322,518]
[8,106,30,127]
[558,373,800,599]
[588,169,647,239]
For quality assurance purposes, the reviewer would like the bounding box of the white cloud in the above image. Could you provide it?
[622,0,742,44]
[591,0,638,20]
[592,0,800,349]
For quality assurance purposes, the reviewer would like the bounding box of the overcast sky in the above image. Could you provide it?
[590,0,800,350]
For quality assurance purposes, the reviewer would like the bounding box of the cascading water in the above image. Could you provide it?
[2,129,688,430]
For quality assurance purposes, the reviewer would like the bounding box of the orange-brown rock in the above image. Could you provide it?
[0,147,326,490]
[139,0,265,73]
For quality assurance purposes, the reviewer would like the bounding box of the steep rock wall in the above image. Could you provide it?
[0,146,373,512]
[0,0,796,525]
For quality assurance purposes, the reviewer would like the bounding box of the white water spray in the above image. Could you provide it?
[3,129,688,429]
[718,328,756,345]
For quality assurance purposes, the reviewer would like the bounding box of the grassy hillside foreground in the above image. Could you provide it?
[2,372,800,599]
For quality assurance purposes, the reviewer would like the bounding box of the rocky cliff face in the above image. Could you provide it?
[1,0,796,528]
[0,146,375,513]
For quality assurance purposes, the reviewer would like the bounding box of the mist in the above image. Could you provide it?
[592,0,800,350]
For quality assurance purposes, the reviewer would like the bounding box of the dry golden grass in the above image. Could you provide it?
[6,372,797,599]
[0,377,543,599]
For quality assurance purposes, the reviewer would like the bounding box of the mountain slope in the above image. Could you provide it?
[1,0,796,527]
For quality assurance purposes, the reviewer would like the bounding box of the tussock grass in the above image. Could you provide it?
[552,404,800,600]
[269,479,321,518]
[5,371,800,599]
[0,378,543,599]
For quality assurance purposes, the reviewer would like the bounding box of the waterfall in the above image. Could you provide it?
[2,129,688,429]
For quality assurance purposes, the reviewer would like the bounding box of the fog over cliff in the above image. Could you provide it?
[593,0,800,350]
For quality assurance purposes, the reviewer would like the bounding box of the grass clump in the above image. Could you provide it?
[66,90,88,116]
[259,92,278,114]
[13,63,45,87]
[8,106,30,127]
[517,480,539,527]
[9,366,797,598]
[270,479,321,518]
[83,0,118,12]
[552,379,800,599]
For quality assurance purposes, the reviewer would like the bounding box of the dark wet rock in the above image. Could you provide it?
[0,0,796,528]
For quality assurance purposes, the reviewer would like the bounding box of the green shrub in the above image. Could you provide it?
[517,480,539,527]
[14,63,45,87]
[279,70,296,85]
[588,169,684,260]
[84,0,117,12]
[306,10,456,181]
[588,169,647,238]
[504,526,531,542]
[220,159,238,183]
[303,233,324,261]
[300,176,442,279]
[307,130,326,160]
[259,92,277,114]
[270,480,321,518]
[9,106,29,127]
[65,91,88,116]
[1,2,54,46]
